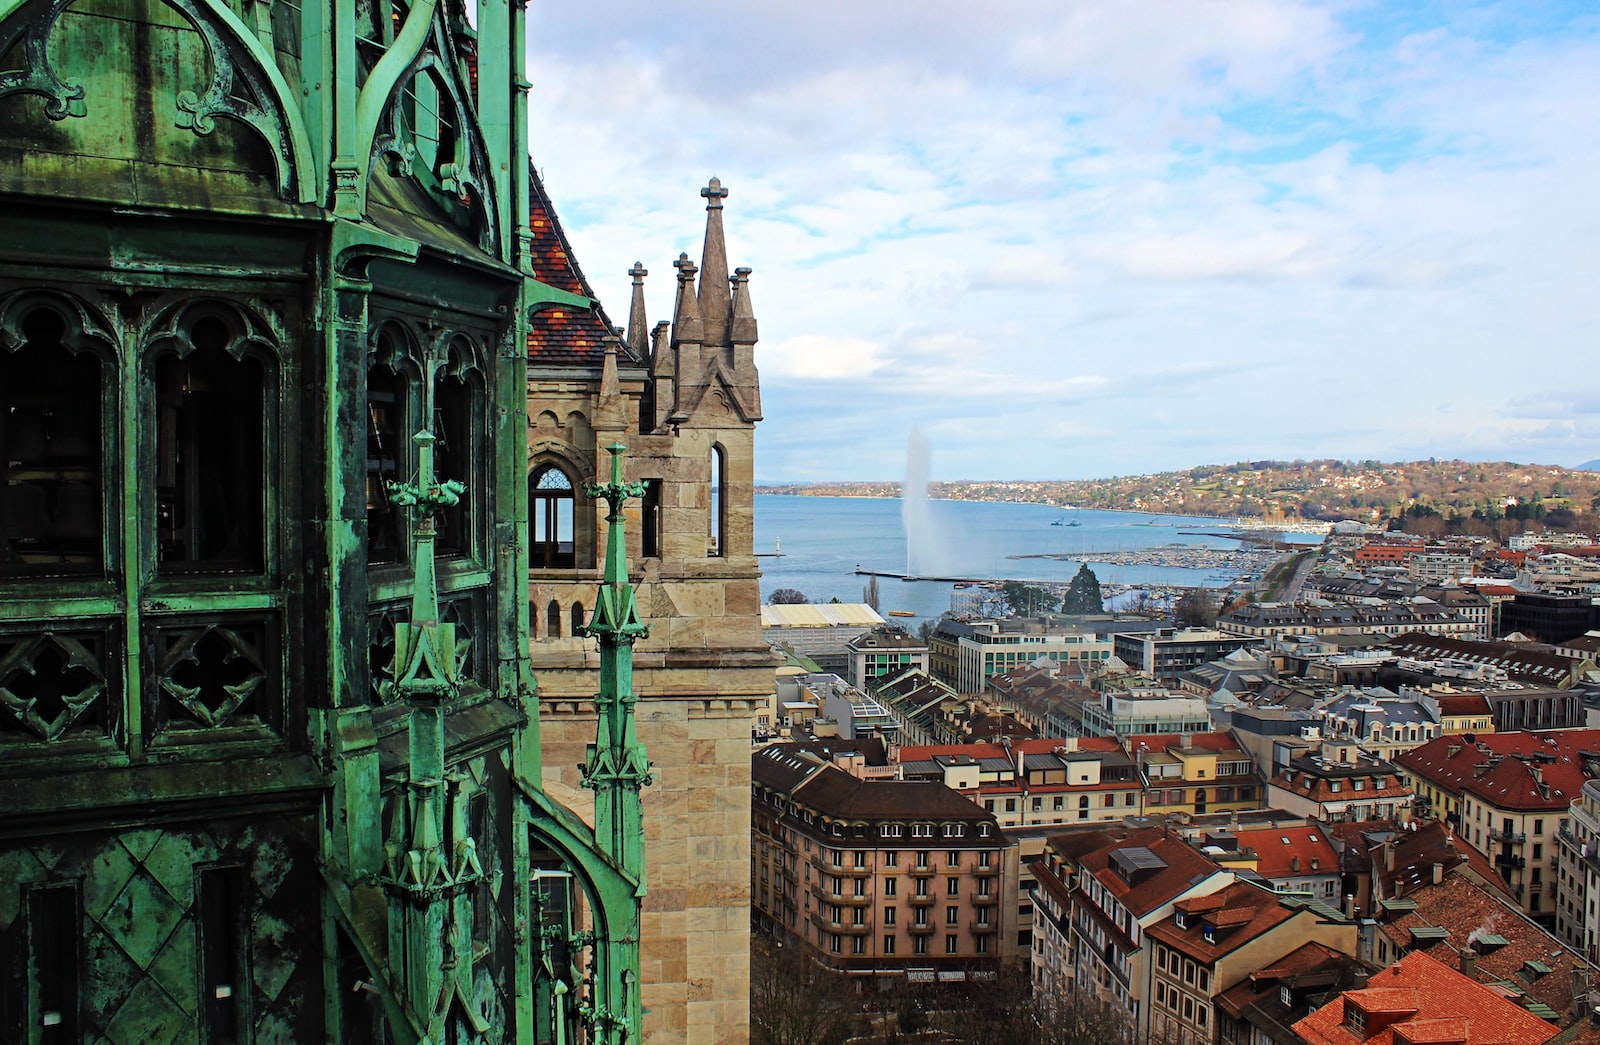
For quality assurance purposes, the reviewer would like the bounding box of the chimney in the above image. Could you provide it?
[1574,969,1590,1021]
[1385,842,1395,873]
[1432,862,1443,885]
[1291,856,1301,873]
[1460,946,1478,979]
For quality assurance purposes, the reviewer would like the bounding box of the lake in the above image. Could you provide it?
[753,494,1319,622]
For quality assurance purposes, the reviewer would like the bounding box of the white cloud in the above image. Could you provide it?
[526,2,1600,481]
[761,335,890,381]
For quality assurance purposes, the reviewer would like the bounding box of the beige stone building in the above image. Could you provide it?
[523,175,775,1043]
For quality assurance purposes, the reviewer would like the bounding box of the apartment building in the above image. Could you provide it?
[1268,753,1415,825]
[954,623,1113,694]
[1131,733,1266,818]
[896,737,1141,830]
[1556,779,1600,960]
[1080,689,1215,738]
[1220,825,1343,902]
[750,744,1015,988]
[868,669,961,746]
[1397,730,1600,926]
[846,627,931,691]
[1217,603,1480,641]
[1146,881,1357,1045]
[1215,941,1371,1045]
[1311,687,1442,762]
[1065,826,1235,1038]
[1114,628,1253,682]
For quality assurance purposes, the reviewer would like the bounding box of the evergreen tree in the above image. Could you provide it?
[1062,564,1104,614]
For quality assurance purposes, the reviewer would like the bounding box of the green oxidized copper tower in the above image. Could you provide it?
[0,1,649,1041]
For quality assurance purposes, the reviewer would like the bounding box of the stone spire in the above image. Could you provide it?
[624,261,649,361]
[670,252,702,345]
[729,266,762,420]
[697,177,731,347]
[595,336,627,433]
[730,265,757,347]
[667,253,701,423]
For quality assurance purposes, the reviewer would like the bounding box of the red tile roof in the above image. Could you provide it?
[1434,695,1493,718]
[1231,824,1340,879]
[525,166,629,368]
[1077,826,1223,918]
[1397,731,1600,809]
[1292,951,1559,1045]
[1145,880,1300,962]
[1374,874,1600,1030]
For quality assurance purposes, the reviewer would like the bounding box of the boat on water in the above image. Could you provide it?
[887,610,916,618]
[1050,518,1081,527]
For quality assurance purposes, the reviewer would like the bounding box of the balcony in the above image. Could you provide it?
[972,890,998,904]
[907,922,936,935]
[908,894,936,906]
[1490,829,1527,845]
[971,864,999,877]
[1495,853,1527,869]
[810,913,872,936]
[970,920,999,934]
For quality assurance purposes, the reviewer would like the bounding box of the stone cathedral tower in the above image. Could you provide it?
[0,1,700,1043]
[524,175,774,1044]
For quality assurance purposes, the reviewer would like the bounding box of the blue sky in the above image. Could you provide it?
[524,1,1600,483]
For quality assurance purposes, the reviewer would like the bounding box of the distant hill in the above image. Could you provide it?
[1579,459,1600,471]
[760,458,1600,528]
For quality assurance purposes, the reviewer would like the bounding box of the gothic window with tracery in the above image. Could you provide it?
[530,465,575,569]
[1,306,104,577]
[153,314,266,573]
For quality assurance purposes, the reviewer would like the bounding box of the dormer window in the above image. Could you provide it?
[1345,1005,1366,1033]
[1203,923,1217,944]
[1280,985,1293,1008]
[1174,910,1188,930]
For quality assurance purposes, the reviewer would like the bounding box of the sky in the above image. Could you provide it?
[523,1,1600,483]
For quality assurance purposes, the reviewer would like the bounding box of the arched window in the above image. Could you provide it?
[153,316,265,573]
[570,602,585,633]
[546,600,561,639]
[530,465,575,569]
[709,444,726,557]
[1,307,103,576]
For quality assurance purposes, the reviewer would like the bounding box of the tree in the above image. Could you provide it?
[863,574,881,611]
[1062,564,1104,614]
[1175,588,1218,628]
[750,940,858,1045]
[769,588,810,605]
[937,962,1136,1045]
[1000,580,1058,617]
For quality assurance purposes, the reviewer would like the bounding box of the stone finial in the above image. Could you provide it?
[700,177,728,210]
[670,252,703,346]
[596,337,627,433]
[697,178,731,345]
[625,261,649,361]
[730,266,757,345]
